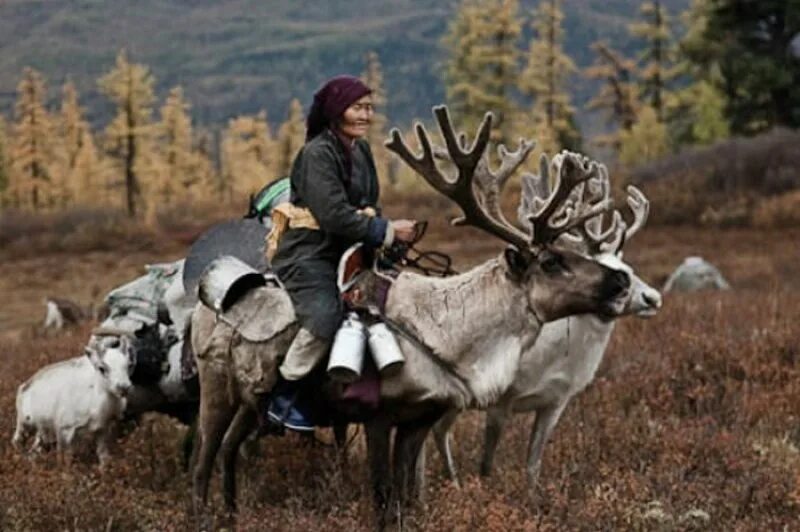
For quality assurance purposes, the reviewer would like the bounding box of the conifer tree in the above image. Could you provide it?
[681,0,800,133]
[361,51,395,184]
[158,86,196,203]
[361,51,388,149]
[585,42,640,147]
[10,67,55,209]
[520,0,580,152]
[619,105,669,166]
[0,116,9,202]
[688,81,730,144]
[274,99,305,178]
[629,1,676,121]
[60,79,102,205]
[192,129,218,202]
[221,112,273,202]
[98,49,156,217]
[443,0,521,144]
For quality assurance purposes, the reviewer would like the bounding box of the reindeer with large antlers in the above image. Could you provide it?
[430,152,663,497]
[189,105,633,527]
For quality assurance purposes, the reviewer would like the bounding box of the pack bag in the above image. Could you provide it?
[245,177,291,226]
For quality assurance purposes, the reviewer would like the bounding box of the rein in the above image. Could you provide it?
[372,222,475,398]
[382,220,458,277]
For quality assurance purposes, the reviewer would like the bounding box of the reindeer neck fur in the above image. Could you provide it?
[384,255,541,408]
[510,314,615,411]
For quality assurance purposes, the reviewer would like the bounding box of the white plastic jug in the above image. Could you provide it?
[368,322,405,376]
[327,313,366,383]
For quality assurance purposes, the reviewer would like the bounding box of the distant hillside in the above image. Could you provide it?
[0,0,689,131]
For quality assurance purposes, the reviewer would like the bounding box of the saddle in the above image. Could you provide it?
[337,243,395,316]
[336,221,455,314]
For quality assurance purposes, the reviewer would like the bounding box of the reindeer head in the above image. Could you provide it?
[85,331,134,398]
[519,154,662,320]
[386,105,633,323]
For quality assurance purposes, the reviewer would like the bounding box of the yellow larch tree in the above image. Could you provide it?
[629,0,677,121]
[619,105,669,166]
[192,128,218,202]
[157,86,196,204]
[10,68,57,210]
[60,79,103,206]
[274,98,305,178]
[519,0,580,155]
[361,51,392,184]
[220,111,273,204]
[443,0,522,145]
[98,50,157,218]
[585,42,640,149]
[0,116,9,206]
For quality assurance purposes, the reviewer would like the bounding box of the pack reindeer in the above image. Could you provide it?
[430,152,663,495]
[189,105,633,526]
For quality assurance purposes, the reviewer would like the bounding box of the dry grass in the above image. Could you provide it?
[627,128,800,227]
[1,203,799,530]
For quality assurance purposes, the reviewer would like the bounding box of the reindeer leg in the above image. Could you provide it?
[333,422,349,451]
[526,402,568,498]
[12,420,27,452]
[192,367,237,518]
[182,420,198,472]
[481,404,512,477]
[365,417,392,529]
[431,409,460,486]
[414,441,428,505]
[220,405,257,513]
[96,425,115,469]
[394,418,436,518]
[57,427,76,466]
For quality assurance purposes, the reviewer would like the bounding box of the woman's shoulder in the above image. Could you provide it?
[305,130,338,150]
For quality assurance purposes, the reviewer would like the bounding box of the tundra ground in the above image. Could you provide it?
[1,218,798,530]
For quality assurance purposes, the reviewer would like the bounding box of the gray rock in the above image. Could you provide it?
[663,256,731,293]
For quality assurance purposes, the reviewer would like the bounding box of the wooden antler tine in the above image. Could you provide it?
[624,185,650,241]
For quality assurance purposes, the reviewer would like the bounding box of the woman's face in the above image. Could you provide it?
[338,95,374,140]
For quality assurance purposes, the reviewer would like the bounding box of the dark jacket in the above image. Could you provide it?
[270,128,388,338]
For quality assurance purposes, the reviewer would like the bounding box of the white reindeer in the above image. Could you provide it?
[431,155,662,494]
[13,333,133,466]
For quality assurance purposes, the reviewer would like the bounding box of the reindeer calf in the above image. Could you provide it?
[13,335,133,466]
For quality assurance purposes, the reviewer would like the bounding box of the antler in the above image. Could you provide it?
[624,185,649,241]
[523,151,614,246]
[435,136,536,238]
[386,105,532,253]
[520,154,625,255]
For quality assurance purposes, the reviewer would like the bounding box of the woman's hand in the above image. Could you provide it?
[391,219,418,243]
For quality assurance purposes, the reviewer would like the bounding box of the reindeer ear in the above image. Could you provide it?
[504,246,530,282]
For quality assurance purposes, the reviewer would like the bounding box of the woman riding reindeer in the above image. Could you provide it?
[265,75,417,431]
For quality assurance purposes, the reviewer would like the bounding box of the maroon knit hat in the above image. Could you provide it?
[306,75,372,141]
